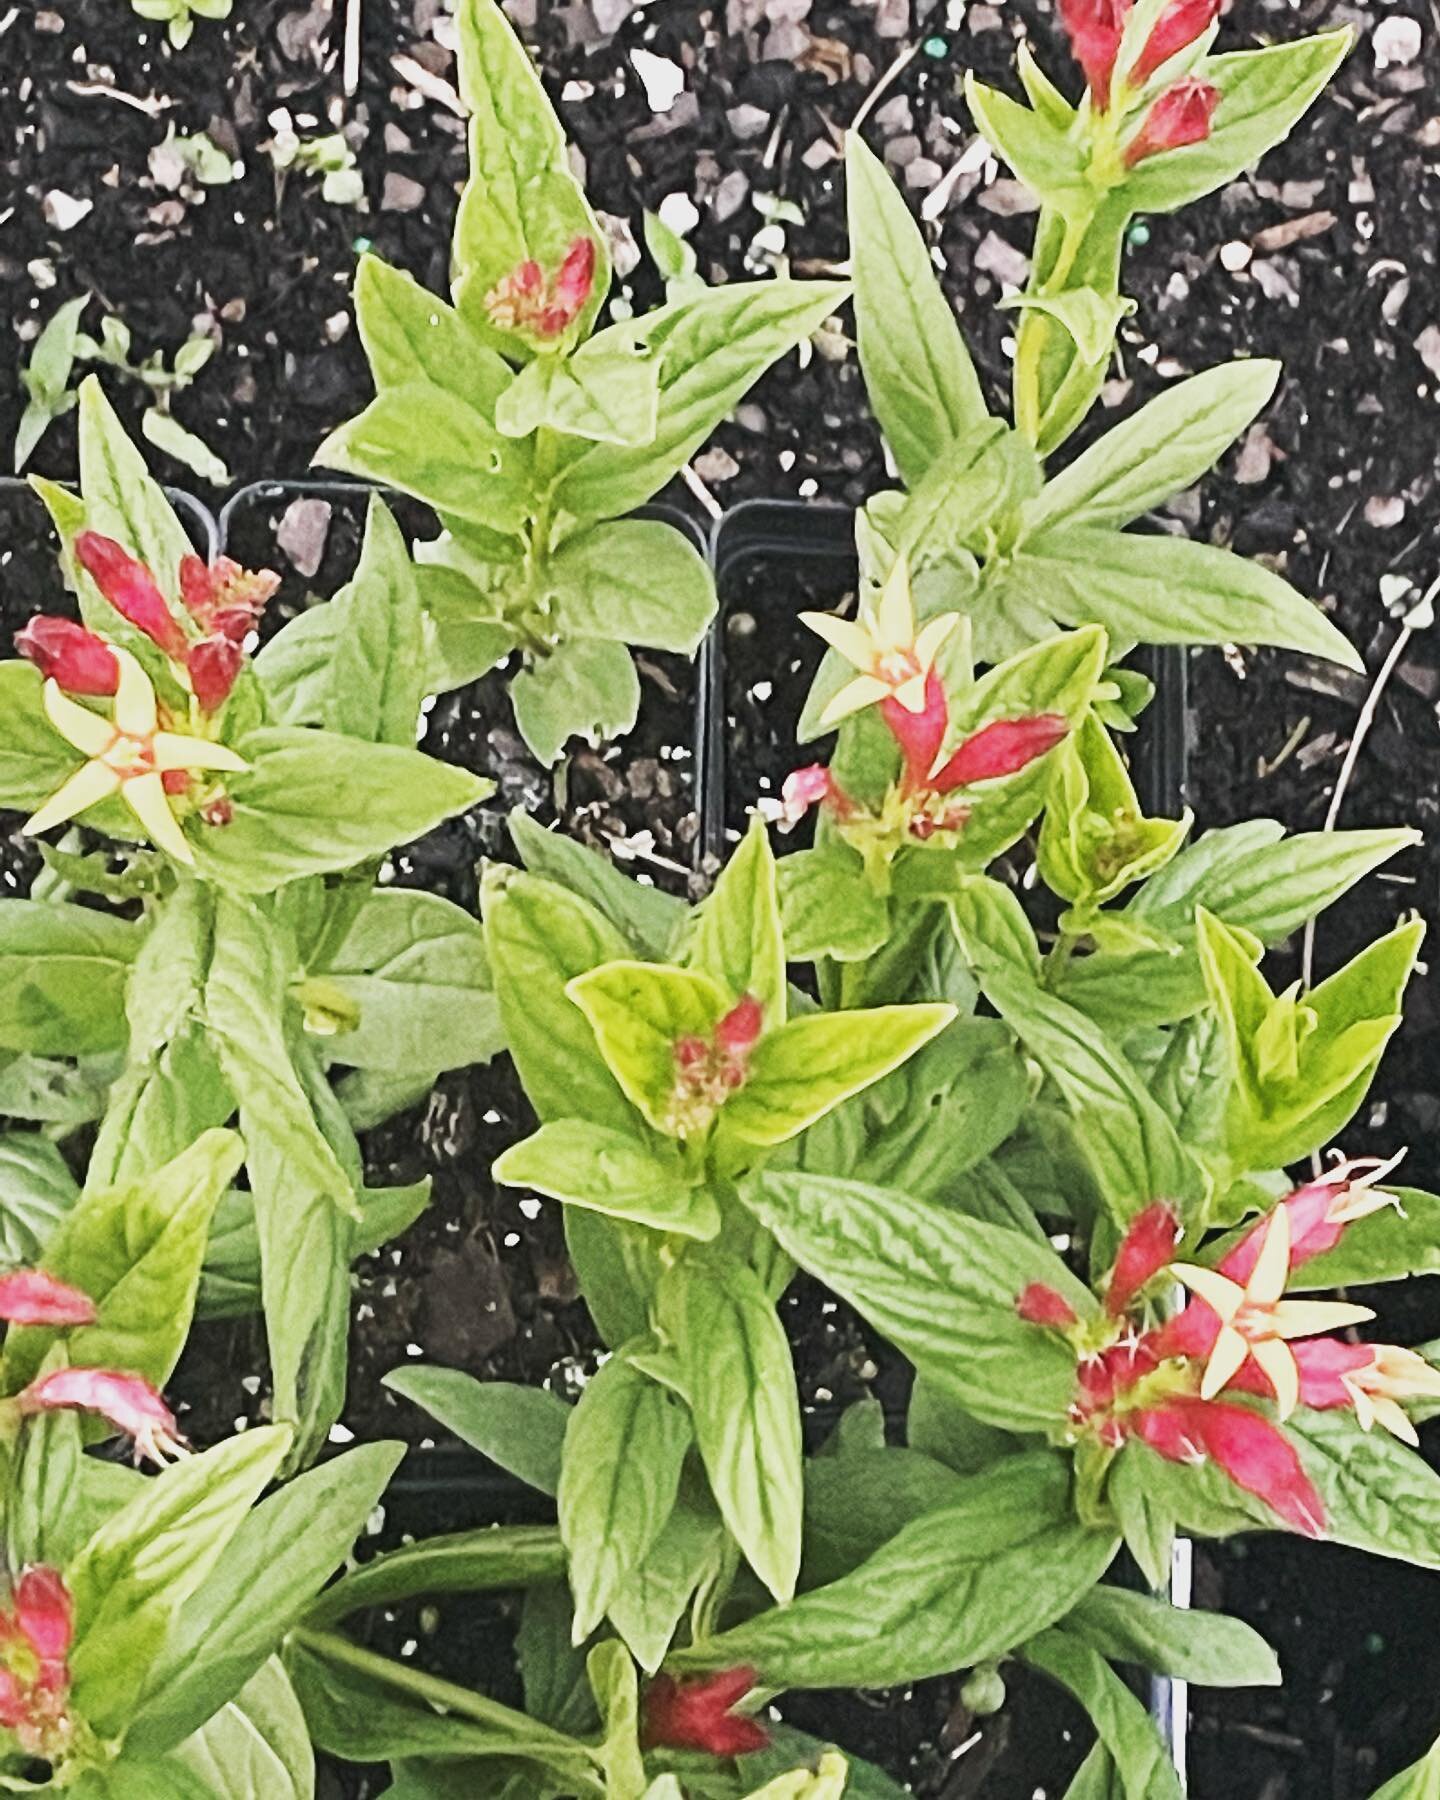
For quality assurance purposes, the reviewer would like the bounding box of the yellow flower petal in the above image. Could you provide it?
[1367,1395,1418,1446]
[1250,1336,1300,1419]
[875,555,914,649]
[23,760,122,836]
[42,682,115,759]
[1200,1325,1250,1400]
[914,612,960,671]
[890,669,931,714]
[1269,1298,1375,1340]
[112,648,158,740]
[798,611,877,672]
[152,733,249,775]
[123,770,193,865]
[818,673,891,729]
[1171,1262,1243,1323]
[1248,1206,1291,1307]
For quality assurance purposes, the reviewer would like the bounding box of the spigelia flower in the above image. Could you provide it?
[74,531,189,661]
[1218,1153,1404,1286]
[763,762,850,833]
[178,553,280,635]
[1103,1202,1182,1317]
[0,1567,75,1760]
[1131,0,1222,82]
[800,557,959,731]
[668,994,765,1135]
[21,645,248,865]
[642,1666,769,1757]
[484,235,598,341]
[929,713,1069,795]
[1228,1338,1440,1448]
[15,617,119,697]
[1018,1283,1080,1329]
[17,1367,186,1467]
[1131,1395,1325,1537]
[1168,1206,1375,1419]
[1123,76,1221,165]
[1059,0,1130,106]
[0,1271,96,1329]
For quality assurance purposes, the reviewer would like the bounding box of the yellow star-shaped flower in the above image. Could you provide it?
[800,554,959,730]
[1344,1346,1440,1447]
[1171,1206,1375,1420]
[23,646,247,866]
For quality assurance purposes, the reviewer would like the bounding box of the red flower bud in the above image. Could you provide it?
[674,1035,709,1069]
[555,236,597,315]
[1059,0,1130,105]
[882,670,949,788]
[0,1271,96,1328]
[1133,0,1222,83]
[1105,1201,1181,1316]
[179,553,213,621]
[18,1367,185,1467]
[485,238,598,340]
[14,1569,73,1667]
[931,713,1068,794]
[1132,1397,1324,1538]
[187,636,244,712]
[1017,1282,1079,1329]
[716,994,764,1056]
[74,532,189,661]
[14,617,121,697]
[1124,77,1220,166]
[642,1667,769,1757]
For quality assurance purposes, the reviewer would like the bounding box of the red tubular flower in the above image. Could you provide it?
[929,713,1068,794]
[642,1667,769,1757]
[485,236,598,341]
[1059,0,1130,105]
[882,671,950,789]
[179,554,279,633]
[554,236,597,317]
[716,994,765,1057]
[1220,1159,1401,1287]
[1124,77,1220,166]
[1104,1201,1182,1317]
[1133,0,1222,82]
[13,1570,73,1668]
[73,532,189,661]
[0,1271,97,1329]
[1017,1283,1079,1329]
[14,618,120,697]
[774,763,836,830]
[18,1367,185,1467]
[187,636,245,712]
[1133,1396,1325,1537]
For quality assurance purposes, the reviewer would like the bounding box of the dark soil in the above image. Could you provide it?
[6,0,1440,1791]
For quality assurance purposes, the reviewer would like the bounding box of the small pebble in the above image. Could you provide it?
[1373,15,1422,66]
[1220,240,1253,272]
[1365,494,1406,529]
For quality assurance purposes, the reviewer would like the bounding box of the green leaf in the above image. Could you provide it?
[314,381,535,536]
[66,1425,292,1736]
[354,253,513,413]
[1289,1187,1440,1291]
[1065,1587,1280,1686]
[588,1640,648,1799]
[1105,1446,1177,1593]
[194,726,491,892]
[659,1255,803,1603]
[674,1453,1115,1688]
[964,77,1092,217]
[0,660,88,811]
[0,900,138,1056]
[550,280,850,522]
[1124,31,1353,215]
[258,495,428,746]
[542,519,716,656]
[319,888,503,1077]
[140,409,231,489]
[304,1524,564,1630]
[947,873,1043,980]
[607,1490,726,1673]
[567,960,728,1133]
[482,867,636,1130]
[802,1446,968,1588]
[844,133,988,485]
[3,1128,242,1394]
[745,1172,1090,1431]
[164,1658,314,1800]
[511,635,640,767]
[682,814,786,1020]
[494,1122,720,1239]
[1368,1736,1440,1800]
[560,1353,693,1639]
[722,1004,956,1147]
[509,809,685,959]
[519,1582,602,1736]
[0,1131,79,1263]
[497,343,661,445]
[1003,288,1132,368]
[1009,526,1362,671]
[1024,360,1281,536]
[381,1366,569,1495]
[778,847,890,964]
[1290,1409,1440,1568]
[981,970,1204,1225]
[77,376,193,610]
[1020,1629,1182,1800]
[126,1439,407,1755]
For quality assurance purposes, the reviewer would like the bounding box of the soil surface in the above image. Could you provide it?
[5,0,1440,1792]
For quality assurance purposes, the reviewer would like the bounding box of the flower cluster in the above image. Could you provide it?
[484,236,597,343]
[1059,0,1222,165]
[642,1666,768,1757]
[0,1568,75,1760]
[0,1269,186,1466]
[1019,1159,1440,1535]
[667,994,765,1136]
[15,532,276,861]
[783,569,1067,862]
